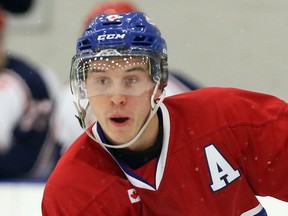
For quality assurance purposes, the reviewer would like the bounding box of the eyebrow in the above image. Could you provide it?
[125,66,148,73]
[89,65,148,74]
[90,68,106,73]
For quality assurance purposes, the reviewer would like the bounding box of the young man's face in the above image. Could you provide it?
[86,56,158,145]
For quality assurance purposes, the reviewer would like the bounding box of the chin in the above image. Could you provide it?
[110,134,134,145]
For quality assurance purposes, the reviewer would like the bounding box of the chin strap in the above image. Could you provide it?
[73,79,165,149]
[73,100,89,129]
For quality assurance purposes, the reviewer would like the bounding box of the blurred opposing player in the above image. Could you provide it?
[0,8,60,179]
[55,1,201,154]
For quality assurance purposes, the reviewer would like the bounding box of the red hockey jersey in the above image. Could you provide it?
[42,87,288,215]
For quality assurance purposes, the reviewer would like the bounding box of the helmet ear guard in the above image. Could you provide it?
[160,57,169,90]
[148,55,168,91]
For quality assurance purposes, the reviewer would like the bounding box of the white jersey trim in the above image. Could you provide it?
[92,103,171,191]
[240,203,264,216]
[0,70,30,151]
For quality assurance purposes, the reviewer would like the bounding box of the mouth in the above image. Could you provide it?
[111,117,129,123]
[110,116,130,127]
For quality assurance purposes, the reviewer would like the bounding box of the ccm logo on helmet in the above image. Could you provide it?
[97,34,126,41]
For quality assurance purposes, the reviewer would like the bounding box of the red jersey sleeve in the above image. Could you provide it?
[234,104,288,201]
[204,88,288,201]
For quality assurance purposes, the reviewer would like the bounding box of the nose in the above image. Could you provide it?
[110,93,127,105]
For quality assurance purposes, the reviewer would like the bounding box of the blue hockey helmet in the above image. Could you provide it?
[70,12,168,99]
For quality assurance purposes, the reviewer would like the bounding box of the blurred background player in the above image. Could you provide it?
[0,6,60,179]
[55,1,202,154]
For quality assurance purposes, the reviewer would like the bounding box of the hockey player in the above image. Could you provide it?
[0,8,60,179]
[42,12,288,215]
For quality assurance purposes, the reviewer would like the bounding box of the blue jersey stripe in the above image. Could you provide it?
[256,208,267,216]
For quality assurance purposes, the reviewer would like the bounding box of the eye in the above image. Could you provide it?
[125,77,138,86]
[96,78,109,85]
[128,77,137,84]
[88,74,110,86]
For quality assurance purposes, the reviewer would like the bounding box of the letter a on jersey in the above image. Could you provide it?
[205,144,240,191]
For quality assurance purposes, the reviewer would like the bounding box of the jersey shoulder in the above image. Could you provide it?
[43,129,123,211]
[164,87,286,128]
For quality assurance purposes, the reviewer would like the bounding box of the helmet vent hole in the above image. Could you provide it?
[132,36,155,46]
[78,39,92,50]
[133,35,145,41]
[81,40,91,46]
[102,21,122,26]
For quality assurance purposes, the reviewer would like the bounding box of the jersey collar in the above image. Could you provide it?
[92,103,171,191]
